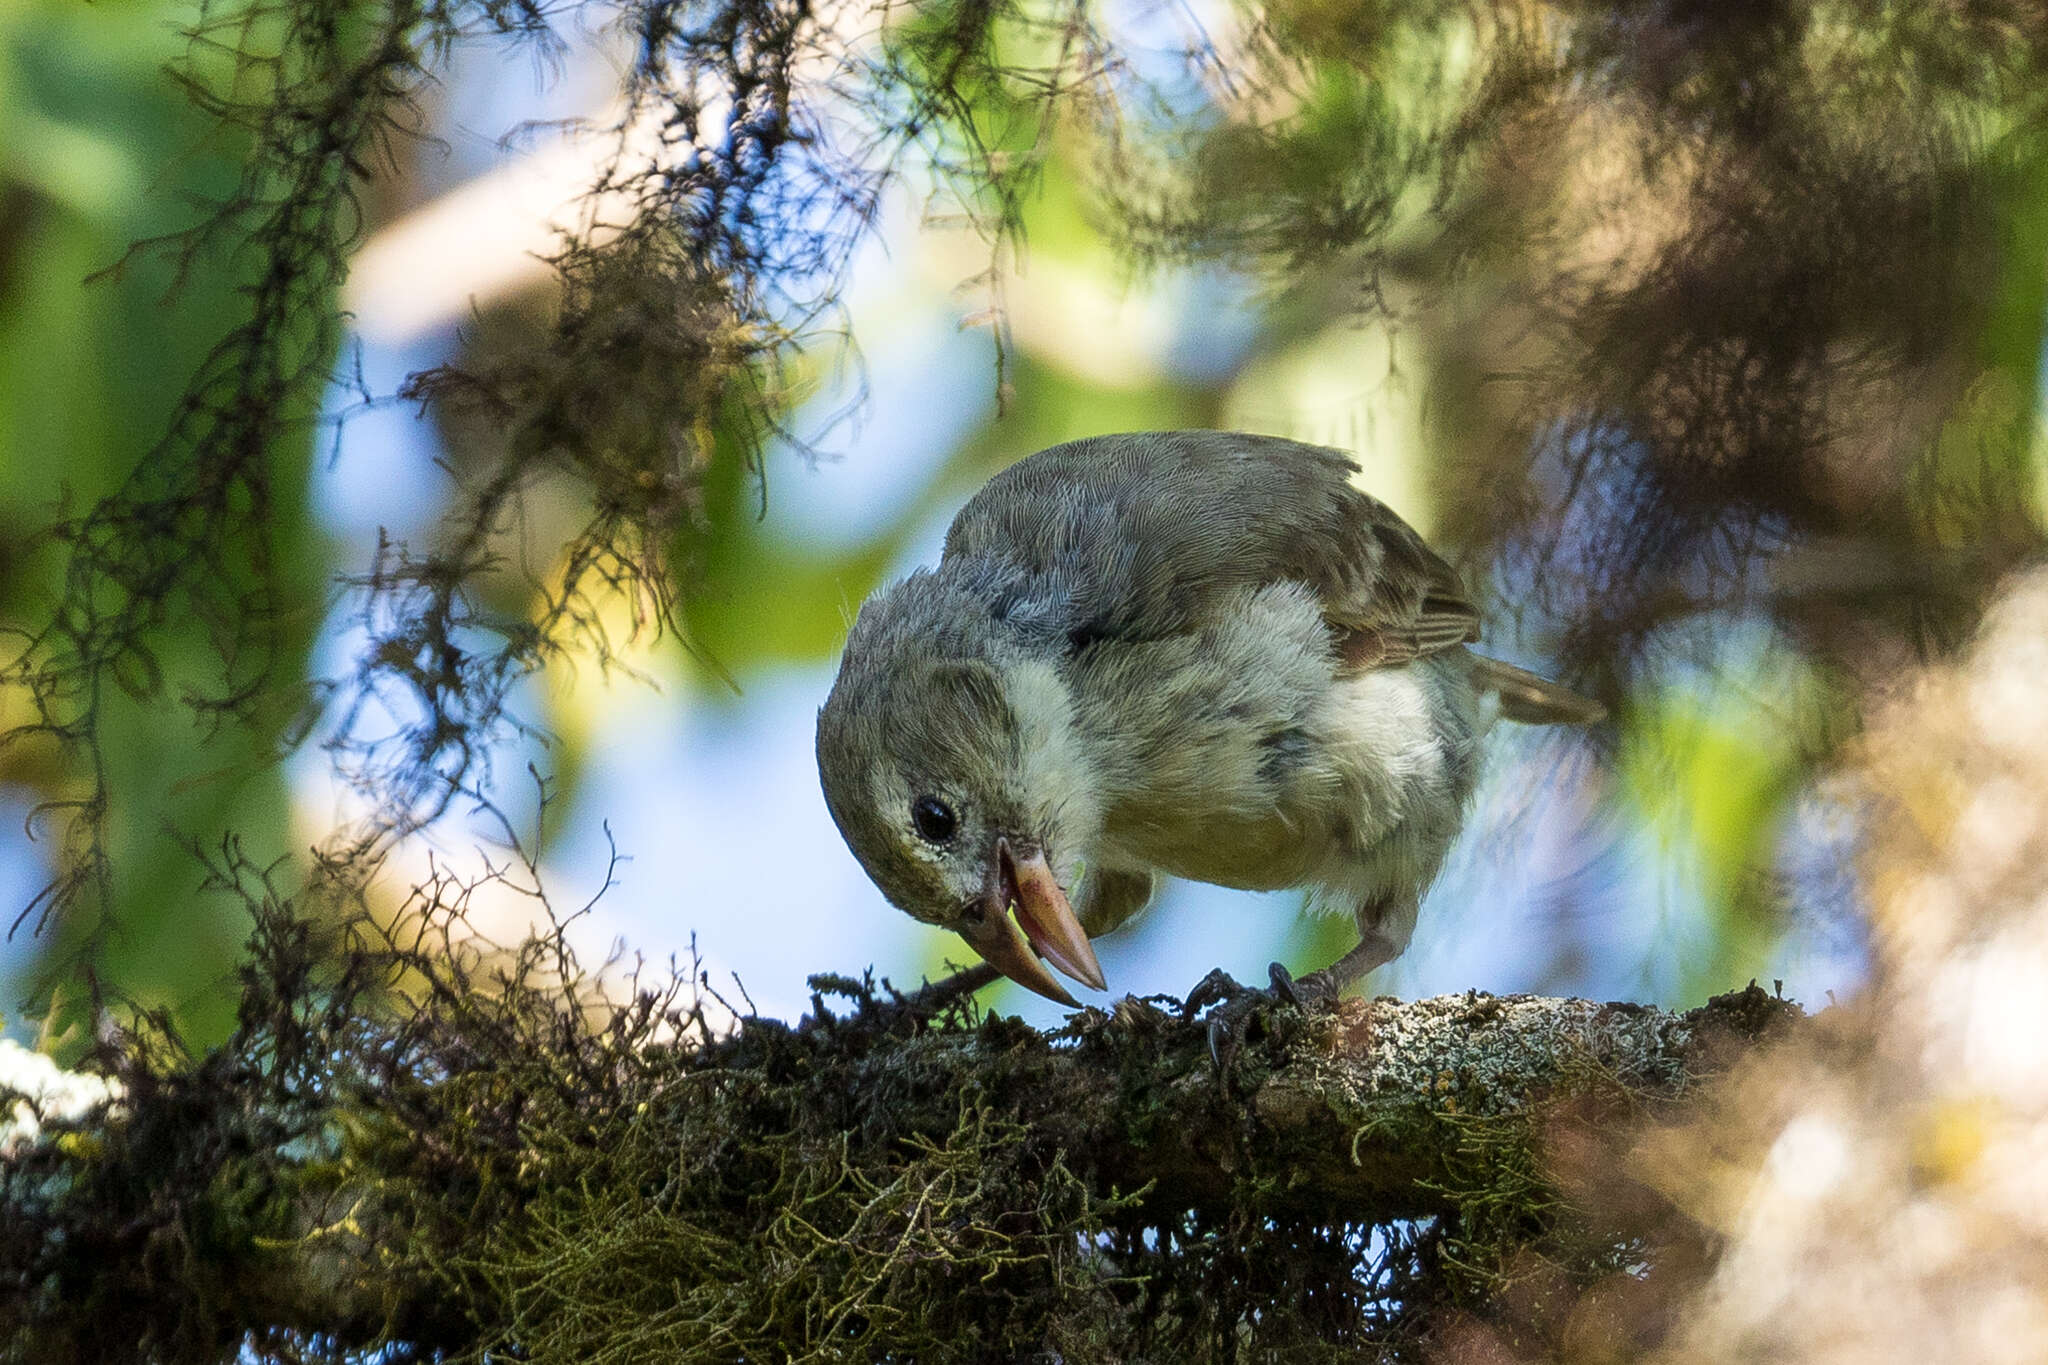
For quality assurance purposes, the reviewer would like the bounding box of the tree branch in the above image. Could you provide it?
[1,945,1800,1362]
[807,981,1797,1222]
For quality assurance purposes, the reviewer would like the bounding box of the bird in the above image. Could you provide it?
[815,430,1602,1010]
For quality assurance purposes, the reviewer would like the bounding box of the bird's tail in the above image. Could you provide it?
[1468,654,1606,726]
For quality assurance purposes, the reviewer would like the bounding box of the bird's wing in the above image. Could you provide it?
[941,430,1481,670]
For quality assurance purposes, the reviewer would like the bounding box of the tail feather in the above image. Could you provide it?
[1469,654,1606,726]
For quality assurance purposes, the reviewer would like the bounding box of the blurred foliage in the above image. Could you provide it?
[0,1,324,1043]
[1620,640,1820,1004]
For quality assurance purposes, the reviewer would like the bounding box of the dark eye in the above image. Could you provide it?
[911,795,957,843]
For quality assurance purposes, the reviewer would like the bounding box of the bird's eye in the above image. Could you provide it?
[910,795,957,843]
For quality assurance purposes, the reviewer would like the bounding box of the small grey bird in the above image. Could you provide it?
[815,431,1601,1007]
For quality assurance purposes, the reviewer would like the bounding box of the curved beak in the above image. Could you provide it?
[958,838,1107,1006]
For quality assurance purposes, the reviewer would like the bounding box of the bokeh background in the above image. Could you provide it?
[15,5,2048,1360]
[8,0,2015,1047]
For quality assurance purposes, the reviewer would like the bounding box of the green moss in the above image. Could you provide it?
[2,873,1779,1363]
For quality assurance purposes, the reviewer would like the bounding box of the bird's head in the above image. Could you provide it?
[816,573,1105,1005]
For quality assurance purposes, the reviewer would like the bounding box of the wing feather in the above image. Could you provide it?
[941,430,1480,670]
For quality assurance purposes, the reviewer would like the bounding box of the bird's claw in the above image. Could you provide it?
[1180,967,1247,1023]
[1266,960,1305,1007]
[1206,1004,1254,1075]
[1190,962,1337,1077]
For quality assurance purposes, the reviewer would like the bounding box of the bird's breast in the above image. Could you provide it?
[1077,607,1478,895]
[1069,589,1349,878]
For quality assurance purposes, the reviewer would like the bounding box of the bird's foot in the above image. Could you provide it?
[1179,967,1251,1023]
[1185,962,1341,1076]
[1267,961,1347,1007]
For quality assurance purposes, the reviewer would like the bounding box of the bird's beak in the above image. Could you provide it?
[959,837,1107,1006]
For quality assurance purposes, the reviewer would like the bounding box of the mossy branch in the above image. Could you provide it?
[1,887,1799,1365]
[1023,985,1789,1221]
